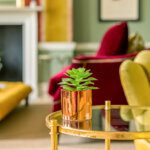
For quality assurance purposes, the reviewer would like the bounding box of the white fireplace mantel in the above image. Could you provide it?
[0,7,42,101]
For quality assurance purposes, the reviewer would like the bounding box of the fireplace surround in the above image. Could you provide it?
[0,7,41,100]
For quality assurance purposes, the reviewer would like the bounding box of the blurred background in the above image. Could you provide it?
[0,0,149,102]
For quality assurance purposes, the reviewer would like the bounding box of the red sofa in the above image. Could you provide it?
[48,22,138,111]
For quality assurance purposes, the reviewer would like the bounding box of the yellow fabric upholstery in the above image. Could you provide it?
[135,50,150,79]
[127,33,144,54]
[120,60,150,106]
[135,140,150,150]
[0,82,32,120]
[120,107,134,122]
[120,50,150,150]
[44,0,72,41]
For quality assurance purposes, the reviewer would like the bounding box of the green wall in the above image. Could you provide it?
[73,0,150,42]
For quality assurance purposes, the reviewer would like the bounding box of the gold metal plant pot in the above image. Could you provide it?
[61,89,92,121]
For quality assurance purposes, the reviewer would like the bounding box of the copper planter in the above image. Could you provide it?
[61,89,92,121]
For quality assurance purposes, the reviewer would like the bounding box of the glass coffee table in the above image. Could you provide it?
[46,101,150,150]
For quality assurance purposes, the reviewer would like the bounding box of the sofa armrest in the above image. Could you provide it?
[48,63,80,97]
[73,53,137,64]
[48,65,71,96]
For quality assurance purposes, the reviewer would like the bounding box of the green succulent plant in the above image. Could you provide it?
[59,67,98,91]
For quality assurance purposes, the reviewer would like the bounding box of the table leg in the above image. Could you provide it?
[105,139,111,150]
[105,101,111,150]
[50,120,58,150]
[25,97,29,107]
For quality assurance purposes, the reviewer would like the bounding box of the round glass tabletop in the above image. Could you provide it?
[46,105,150,140]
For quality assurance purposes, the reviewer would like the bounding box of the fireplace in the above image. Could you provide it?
[0,7,41,100]
[0,25,22,81]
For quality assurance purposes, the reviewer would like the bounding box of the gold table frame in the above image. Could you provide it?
[46,101,150,150]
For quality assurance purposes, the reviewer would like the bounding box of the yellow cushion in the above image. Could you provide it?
[134,50,150,131]
[135,50,150,80]
[120,107,134,122]
[120,59,150,131]
[143,110,150,131]
[120,51,150,150]
[120,60,150,106]
[0,82,32,120]
[135,140,150,150]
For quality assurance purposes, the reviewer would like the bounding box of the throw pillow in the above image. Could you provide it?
[97,22,128,56]
[127,32,144,54]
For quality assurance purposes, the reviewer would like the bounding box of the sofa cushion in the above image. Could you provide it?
[135,140,150,150]
[134,50,150,80]
[97,22,128,56]
[120,60,150,106]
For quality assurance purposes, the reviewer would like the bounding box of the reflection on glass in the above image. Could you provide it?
[54,106,150,132]
[120,106,150,132]
[63,119,92,130]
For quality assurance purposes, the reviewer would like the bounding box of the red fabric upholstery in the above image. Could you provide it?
[48,54,137,112]
[75,58,127,106]
[48,64,79,111]
[72,54,137,106]
[48,65,71,96]
[48,22,137,112]
[97,22,128,56]
[75,53,137,60]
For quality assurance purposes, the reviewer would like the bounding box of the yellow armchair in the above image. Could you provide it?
[120,50,150,150]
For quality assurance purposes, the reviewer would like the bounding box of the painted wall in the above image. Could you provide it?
[73,0,150,43]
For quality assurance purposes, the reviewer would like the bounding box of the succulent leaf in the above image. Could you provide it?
[60,67,98,91]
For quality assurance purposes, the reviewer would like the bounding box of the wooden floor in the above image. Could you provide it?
[0,104,135,150]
